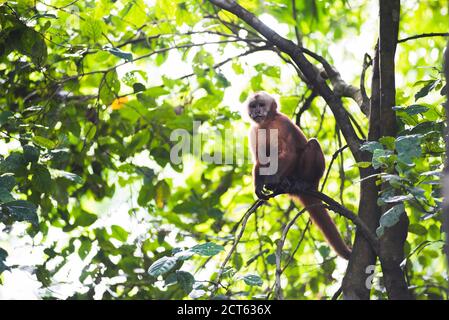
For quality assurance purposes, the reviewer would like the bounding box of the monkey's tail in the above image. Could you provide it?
[294,194,352,260]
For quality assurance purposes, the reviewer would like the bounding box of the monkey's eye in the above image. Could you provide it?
[260,103,265,107]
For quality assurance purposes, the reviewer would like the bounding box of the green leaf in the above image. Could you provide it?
[0,111,14,127]
[11,27,47,65]
[393,104,429,115]
[264,66,280,78]
[104,46,133,61]
[142,86,169,97]
[0,174,16,192]
[376,204,405,237]
[148,256,178,277]
[0,187,14,203]
[78,240,92,260]
[176,271,195,294]
[23,145,40,163]
[383,194,413,204]
[190,242,224,256]
[155,180,170,209]
[372,149,394,169]
[242,274,263,287]
[110,225,128,242]
[266,253,276,265]
[233,252,244,269]
[378,136,396,150]
[32,136,56,149]
[207,208,223,219]
[31,164,52,193]
[81,16,104,42]
[2,200,38,225]
[360,141,383,153]
[280,96,300,116]
[0,153,26,174]
[133,83,146,93]
[232,61,244,74]
[318,245,331,258]
[414,79,440,101]
[408,224,427,236]
[353,161,371,168]
[0,247,9,274]
[174,250,194,261]
[49,169,83,184]
[395,134,422,165]
[100,71,120,105]
[164,272,178,286]
[75,211,97,227]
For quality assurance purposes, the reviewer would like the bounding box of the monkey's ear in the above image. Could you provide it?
[271,99,278,111]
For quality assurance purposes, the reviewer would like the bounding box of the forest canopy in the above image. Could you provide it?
[0,0,448,300]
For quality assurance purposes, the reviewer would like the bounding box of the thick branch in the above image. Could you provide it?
[301,48,370,116]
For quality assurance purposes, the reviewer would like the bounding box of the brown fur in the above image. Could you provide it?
[247,92,351,259]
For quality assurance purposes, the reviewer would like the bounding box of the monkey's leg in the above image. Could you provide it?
[263,150,297,191]
[297,138,326,189]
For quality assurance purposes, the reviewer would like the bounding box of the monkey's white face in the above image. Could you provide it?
[247,92,275,123]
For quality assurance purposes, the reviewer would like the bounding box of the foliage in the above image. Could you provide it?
[0,0,448,299]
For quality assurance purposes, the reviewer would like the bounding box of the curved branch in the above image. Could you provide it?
[301,48,370,116]
[398,32,449,43]
[208,0,363,161]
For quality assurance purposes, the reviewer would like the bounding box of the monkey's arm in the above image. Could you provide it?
[249,127,269,199]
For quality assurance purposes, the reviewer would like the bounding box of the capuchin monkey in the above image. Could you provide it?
[246,91,351,260]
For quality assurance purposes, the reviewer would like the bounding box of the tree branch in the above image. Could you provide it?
[211,199,264,296]
[275,207,308,299]
[291,0,302,46]
[301,48,370,116]
[378,0,413,300]
[208,0,364,161]
[268,178,380,255]
[398,32,449,43]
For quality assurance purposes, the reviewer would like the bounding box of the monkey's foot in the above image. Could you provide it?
[292,180,312,193]
[261,178,313,198]
[279,177,312,194]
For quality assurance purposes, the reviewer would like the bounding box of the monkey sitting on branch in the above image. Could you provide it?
[246,91,352,260]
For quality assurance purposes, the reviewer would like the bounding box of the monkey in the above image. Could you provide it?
[246,91,351,260]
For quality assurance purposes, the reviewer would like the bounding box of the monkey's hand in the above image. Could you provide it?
[264,174,282,192]
[255,183,271,200]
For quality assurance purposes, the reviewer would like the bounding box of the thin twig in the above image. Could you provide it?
[398,32,449,43]
[275,207,310,299]
[211,199,265,296]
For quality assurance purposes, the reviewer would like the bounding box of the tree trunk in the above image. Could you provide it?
[442,42,449,279]
[377,0,413,300]
[342,46,382,300]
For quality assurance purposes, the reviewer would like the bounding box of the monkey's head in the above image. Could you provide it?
[246,92,278,124]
